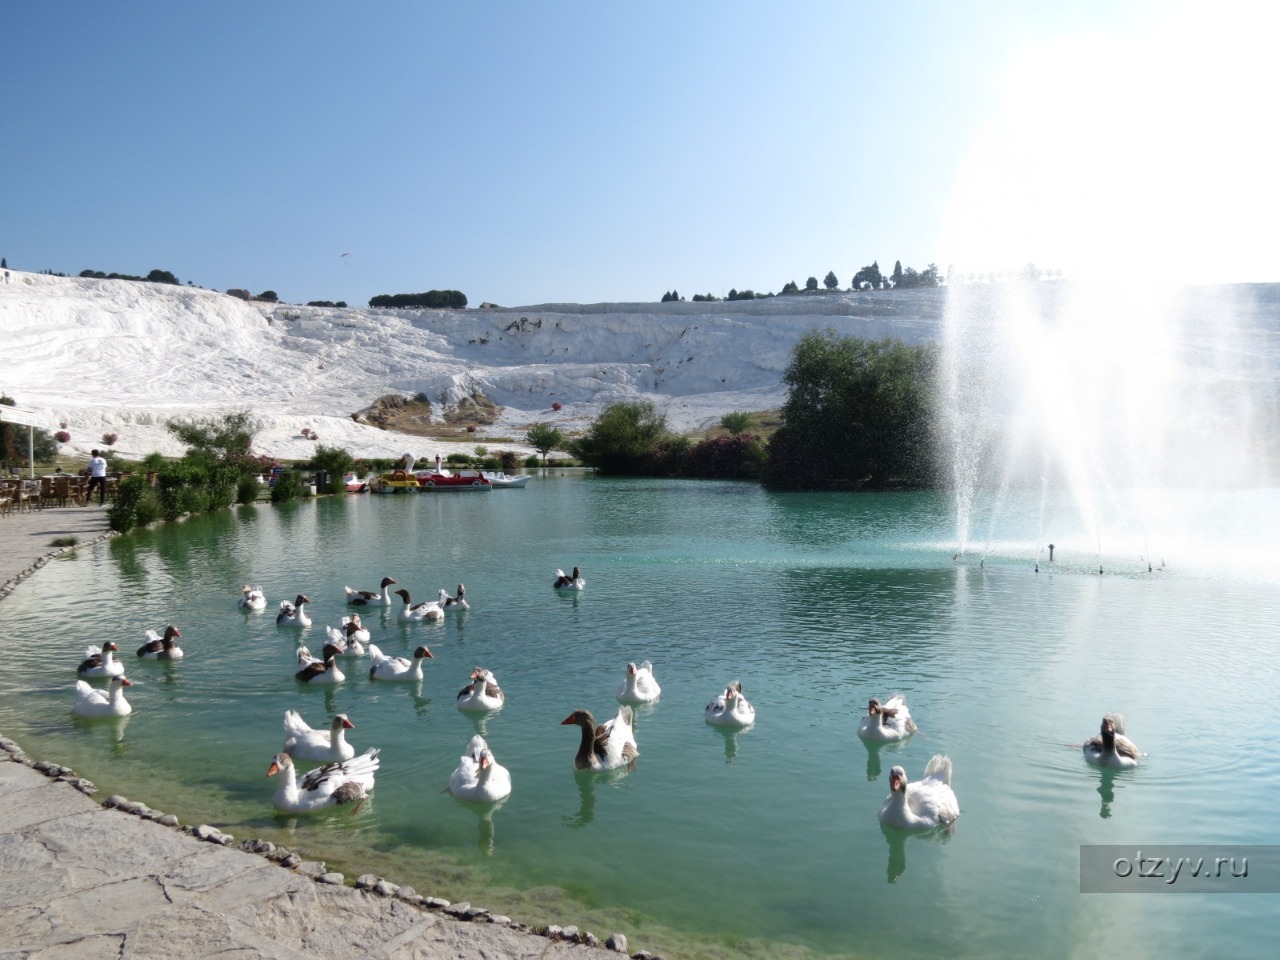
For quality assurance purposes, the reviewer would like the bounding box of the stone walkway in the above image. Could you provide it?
[0,506,636,960]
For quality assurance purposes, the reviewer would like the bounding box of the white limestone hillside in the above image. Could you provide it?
[0,269,949,462]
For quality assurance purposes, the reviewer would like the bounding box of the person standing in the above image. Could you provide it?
[87,449,108,505]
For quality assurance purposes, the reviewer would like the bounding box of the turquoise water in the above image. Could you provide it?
[3,475,1279,960]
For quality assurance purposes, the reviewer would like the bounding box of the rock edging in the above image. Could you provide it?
[0,736,647,959]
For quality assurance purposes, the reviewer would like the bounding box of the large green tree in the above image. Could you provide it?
[569,400,680,475]
[765,331,938,489]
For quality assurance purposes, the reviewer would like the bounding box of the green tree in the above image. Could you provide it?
[569,400,674,475]
[310,444,355,493]
[852,261,883,290]
[805,276,819,291]
[781,280,800,295]
[257,290,279,302]
[823,271,839,290]
[524,422,564,466]
[765,330,938,489]
[719,411,753,435]
[165,411,260,471]
[146,269,180,285]
[891,261,903,287]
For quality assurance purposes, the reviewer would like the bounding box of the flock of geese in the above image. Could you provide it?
[69,568,1142,824]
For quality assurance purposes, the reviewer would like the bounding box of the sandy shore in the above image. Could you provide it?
[0,503,637,959]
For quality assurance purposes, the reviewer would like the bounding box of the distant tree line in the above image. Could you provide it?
[658,259,945,302]
[307,300,349,308]
[369,290,468,309]
[80,268,182,285]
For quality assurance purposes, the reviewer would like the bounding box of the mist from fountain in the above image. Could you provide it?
[937,279,1280,578]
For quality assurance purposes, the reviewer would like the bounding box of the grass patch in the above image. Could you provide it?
[49,536,79,548]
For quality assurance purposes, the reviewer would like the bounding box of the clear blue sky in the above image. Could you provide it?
[4,1,1273,307]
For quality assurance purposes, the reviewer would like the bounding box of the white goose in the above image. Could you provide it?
[345,577,397,606]
[393,589,442,622]
[72,675,133,718]
[447,734,512,802]
[368,643,433,681]
[616,660,661,704]
[438,584,469,611]
[266,748,379,814]
[879,755,960,830]
[561,705,638,771]
[705,681,755,728]
[77,642,124,678]
[136,626,183,660]
[553,566,585,590]
[238,584,267,611]
[456,667,505,712]
[857,695,918,742]
[276,595,312,627]
[324,621,366,657]
[282,710,356,762]
[1083,714,1141,769]
[341,614,371,645]
[294,644,346,684]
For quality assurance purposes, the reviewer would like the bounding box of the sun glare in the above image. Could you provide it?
[942,5,1280,284]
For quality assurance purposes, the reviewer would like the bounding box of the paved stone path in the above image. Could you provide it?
[0,505,637,960]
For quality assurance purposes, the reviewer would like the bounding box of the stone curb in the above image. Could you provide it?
[0,740,647,958]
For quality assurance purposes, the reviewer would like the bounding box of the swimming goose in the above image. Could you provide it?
[324,621,366,657]
[561,705,638,771]
[857,695,918,742]
[77,642,124,678]
[368,643,433,681]
[438,584,469,611]
[136,626,183,660]
[295,644,346,684]
[456,667,505,712]
[447,734,512,802]
[1083,714,1141,768]
[282,710,356,762]
[345,578,397,606]
[72,675,133,718]
[276,595,312,627]
[393,589,442,622]
[879,755,960,830]
[341,614,371,645]
[553,566,585,590]
[705,681,755,727]
[238,584,267,611]
[616,660,661,704]
[266,747,379,814]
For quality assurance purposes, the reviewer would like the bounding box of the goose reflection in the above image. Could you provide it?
[72,714,131,757]
[861,738,910,782]
[562,766,631,828]
[450,794,508,855]
[879,819,955,883]
[708,724,751,764]
[1096,768,1119,819]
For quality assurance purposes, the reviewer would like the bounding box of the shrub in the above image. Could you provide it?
[498,450,520,471]
[719,411,753,436]
[525,454,541,468]
[682,433,767,480]
[446,453,471,466]
[270,469,307,502]
[551,401,563,411]
[55,430,71,443]
[107,475,150,533]
[310,444,355,493]
[236,474,261,505]
[102,432,119,445]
